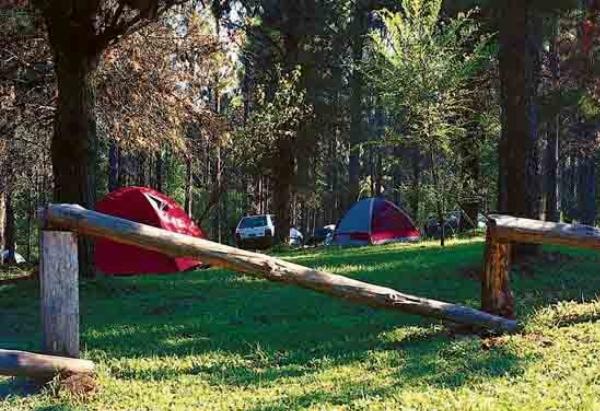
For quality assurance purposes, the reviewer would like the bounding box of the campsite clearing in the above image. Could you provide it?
[2,238,600,410]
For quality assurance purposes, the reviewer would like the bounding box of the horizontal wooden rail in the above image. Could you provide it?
[41,204,518,333]
[489,214,600,251]
[0,349,94,379]
[482,214,600,317]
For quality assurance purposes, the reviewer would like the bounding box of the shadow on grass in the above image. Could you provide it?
[0,378,42,400]
[2,240,599,398]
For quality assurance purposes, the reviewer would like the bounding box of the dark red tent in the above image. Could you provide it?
[94,186,206,275]
[332,197,420,246]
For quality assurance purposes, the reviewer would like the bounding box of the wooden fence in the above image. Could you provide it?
[482,214,600,318]
[6,206,596,380]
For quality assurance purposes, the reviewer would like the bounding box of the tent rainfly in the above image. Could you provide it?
[333,197,420,246]
[94,186,206,275]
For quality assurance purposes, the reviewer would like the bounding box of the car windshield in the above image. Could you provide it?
[239,216,268,228]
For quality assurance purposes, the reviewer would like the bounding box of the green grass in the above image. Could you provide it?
[2,237,600,410]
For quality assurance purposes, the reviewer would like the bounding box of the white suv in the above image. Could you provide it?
[235,214,276,249]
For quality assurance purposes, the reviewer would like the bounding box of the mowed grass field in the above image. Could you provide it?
[2,238,600,410]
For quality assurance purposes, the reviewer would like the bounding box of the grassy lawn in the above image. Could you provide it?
[2,237,600,410]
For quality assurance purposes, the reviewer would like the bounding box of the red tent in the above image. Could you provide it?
[94,186,206,275]
[332,197,420,246]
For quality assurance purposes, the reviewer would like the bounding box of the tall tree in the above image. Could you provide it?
[32,0,188,276]
[497,0,543,255]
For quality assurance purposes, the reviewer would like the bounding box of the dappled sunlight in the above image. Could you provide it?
[4,240,600,409]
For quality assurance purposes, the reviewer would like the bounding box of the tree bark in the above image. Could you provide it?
[184,157,193,217]
[544,14,560,222]
[273,139,294,243]
[45,11,100,277]
[0,191,5,254]
[497,0,543,259]
[108,139,119,192]
[577,155,596,225]
[3,190,15,264]
[154,150,163,192]
[347,4,367,207]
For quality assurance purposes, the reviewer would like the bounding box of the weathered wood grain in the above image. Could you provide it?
[40,231,80,358]
[489,214,600,250]
[481,225,514,318]
[0,349,94,379]
[40,204,518,332]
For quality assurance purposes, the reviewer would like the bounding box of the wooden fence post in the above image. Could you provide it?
[40,231,80,358]
[481,223,514,319]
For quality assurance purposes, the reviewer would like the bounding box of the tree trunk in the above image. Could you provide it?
[577,155,596,225]
[108,139,119,192]
[347,6,367,206]
[154,150,163,192]
[545,119,560,222]
[25,189,33,261]
[410,151,421,218]
[460,121,480,230]
[0,191,5,254]
[429,148,445,247]
[47,30,99,277]
[214,146,222,243]
[545,14,560,222]
[184,157,193,217]
[3,190,15,264]
[273,139,294,244]
[497,0,543,259]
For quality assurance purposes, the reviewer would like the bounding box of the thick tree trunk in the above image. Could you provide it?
[48,36,99,277]
[498,0,543,259]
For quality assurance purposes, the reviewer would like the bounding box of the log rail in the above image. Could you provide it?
[12,206,567,380]
[40,204,517,333]
[482,214,600,316]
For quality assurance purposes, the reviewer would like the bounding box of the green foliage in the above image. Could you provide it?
[236,67,313,175]
[3,241,600,409]
[367,0,494,228]
[368,0,491,152]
